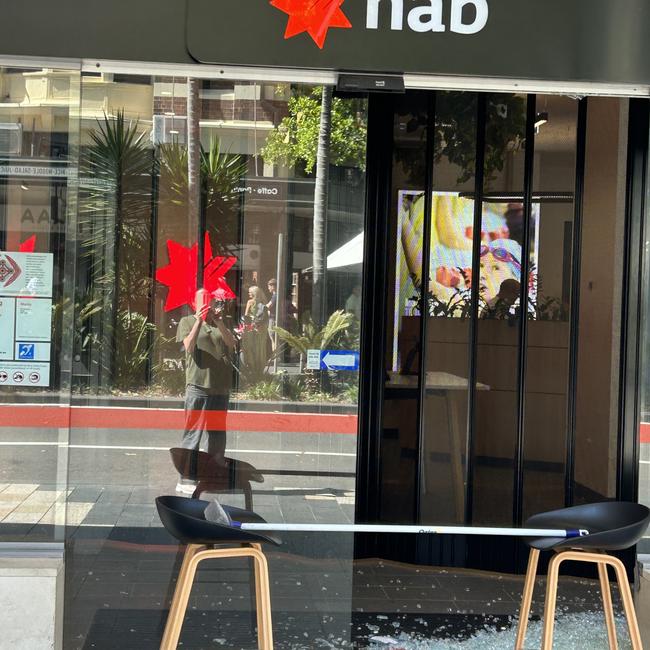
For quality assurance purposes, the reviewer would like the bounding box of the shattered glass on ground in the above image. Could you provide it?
[364,612,632,649]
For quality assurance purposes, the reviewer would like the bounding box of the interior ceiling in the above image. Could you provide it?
[393,94,584,156]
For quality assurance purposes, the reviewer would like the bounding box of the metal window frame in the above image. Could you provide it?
[1,53,649,96]
[414,92,437,520]
[464,92,487,525]
[618,99,650,505]
[565,98,588,507]
[512,95,537,526]
[354,93,394,526]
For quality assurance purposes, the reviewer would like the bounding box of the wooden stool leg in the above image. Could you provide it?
[160,544,204,650]
[515,548,540,650]
[541,552,564,650]
[249,544,267,650]
[608,555,643,650]
[598,561,618,650]
[250,545,274,650]
[160,545,204,650]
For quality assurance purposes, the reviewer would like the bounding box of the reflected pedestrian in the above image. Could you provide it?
[266,278,277,350]
[345,284,362,320]
[175,288,236,494]
[242,285,269,377]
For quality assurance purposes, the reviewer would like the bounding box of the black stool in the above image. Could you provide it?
[515,501,650,650]
[156,495,280,650]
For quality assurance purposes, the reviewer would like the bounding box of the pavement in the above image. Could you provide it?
[0,425,357,538]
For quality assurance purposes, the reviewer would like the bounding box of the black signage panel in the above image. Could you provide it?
[187,0,650,85]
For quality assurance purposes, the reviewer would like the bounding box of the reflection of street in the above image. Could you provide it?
[640,434,650,554]
[0,426,356,534]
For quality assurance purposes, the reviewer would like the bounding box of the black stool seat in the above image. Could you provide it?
[516,501,650,649]
[156,495,281,546]
[524,501,650,551]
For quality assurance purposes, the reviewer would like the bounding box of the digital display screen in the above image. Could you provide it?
[392,191,540,370]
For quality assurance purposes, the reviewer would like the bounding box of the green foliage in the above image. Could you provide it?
[481,95,528,186]
[113,309,160,390]
[240,373,357,404]
[78,118,247,391]
[79,110,154,309]
[80,111,154,249]
[261,87,367,173]
[396,92,527,185]
[159,137,247,253]
[272,309,355,357]
[339,382,359,404]
[245,377,284,401]
[158,137,247,211]
[52,297,103,360]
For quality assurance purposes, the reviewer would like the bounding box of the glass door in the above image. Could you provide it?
[357,90,629,571]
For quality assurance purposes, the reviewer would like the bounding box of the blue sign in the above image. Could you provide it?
[17,343,35,360]
[307,349,359,371]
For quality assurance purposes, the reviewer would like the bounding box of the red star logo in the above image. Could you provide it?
[155,234,237,312]
[270,0,352,49]
[19,235,36,253]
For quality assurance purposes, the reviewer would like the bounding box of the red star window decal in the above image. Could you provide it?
[270,0,352,49]
[155,234,237,312]
[18,235,36,253]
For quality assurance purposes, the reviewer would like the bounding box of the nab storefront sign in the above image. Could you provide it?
[365,0,488,35]
[3,0,650,87]
[186,0,650,85]
[268,0,488,49]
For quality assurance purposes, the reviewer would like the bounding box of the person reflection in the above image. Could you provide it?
[242,285,269,376]
[482,279,521,320]
[175,288,236,494]
[266,278,277,350]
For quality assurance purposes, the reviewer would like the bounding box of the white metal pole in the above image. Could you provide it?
[273,232,283,373]
[232,523,589,538]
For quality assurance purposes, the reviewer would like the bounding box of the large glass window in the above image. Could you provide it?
[0,71,637,646]
[376,92,629,539]
[61,74,367,647]
[0,65,79,543]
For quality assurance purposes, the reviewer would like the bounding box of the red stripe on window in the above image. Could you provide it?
[0,405,358,434]
[640,422,650,443]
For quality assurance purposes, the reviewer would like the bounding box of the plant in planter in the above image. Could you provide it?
[79,111,155,390]
[273,309,355,392]
[113,309,164,392]
[410,268,485,319]
[158,137,247,253]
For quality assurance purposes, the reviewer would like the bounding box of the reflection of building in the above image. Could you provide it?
[3,2,650,648]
